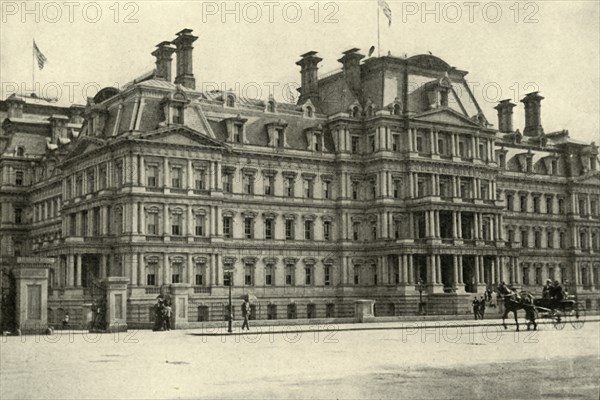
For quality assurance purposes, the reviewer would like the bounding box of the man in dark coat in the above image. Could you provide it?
[241,298,251,331]
[472,297,479,320]
[478,296,486,319]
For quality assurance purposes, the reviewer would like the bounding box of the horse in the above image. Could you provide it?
[501,291,537,331]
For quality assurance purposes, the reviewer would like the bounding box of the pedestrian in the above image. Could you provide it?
[472,297,479,320]
[163,301,172,331]
[478,296,486,319]
[153,299,164,331]
[62,312,70,328]
[241,298,251,331]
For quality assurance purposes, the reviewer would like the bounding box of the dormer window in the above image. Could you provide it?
[266,120,288,148]
[224,115,248,144]
[267,100,276,113]
[172,105,183,124]
[314,133,322,151]
[393,104,401,116]
[307,106,314,118]
[352,106,360,118]
[226,95,235,108]
[15,147,25,157]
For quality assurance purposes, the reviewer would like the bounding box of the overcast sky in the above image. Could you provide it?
[1,0,598,144]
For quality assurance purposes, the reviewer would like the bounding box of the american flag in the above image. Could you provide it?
[33,40,47,70]
[378,0,392,26]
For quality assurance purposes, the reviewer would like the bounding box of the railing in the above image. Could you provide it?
[146,187,162,193]
[145,287,161,294]
[170,188,187,194]
[146,235,163,242]
[193,287,212,294]
[194,237,210,242]
[170,236,186,242]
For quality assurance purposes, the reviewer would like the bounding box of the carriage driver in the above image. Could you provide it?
[550,280,565,301]
[542,279,553,299]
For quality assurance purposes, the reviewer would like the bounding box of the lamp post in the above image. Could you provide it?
[417,279,425,315]
[227,270,233,333]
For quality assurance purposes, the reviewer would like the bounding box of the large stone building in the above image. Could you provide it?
[1,28,598,328]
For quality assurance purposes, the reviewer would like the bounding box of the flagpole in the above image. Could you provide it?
[377,2,381,57]
[32,40,35,94]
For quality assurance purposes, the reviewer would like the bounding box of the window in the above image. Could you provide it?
[244,264,254,286]
[351,182,358,200]
[87,169,95,193]
[15,170,24,186]
[480,181,488,200]
[285,220,294,240]
[534,230,542,248]
[223,270,232,286]
[369,135,375,152]
[195,214,205,236]
[171,214,182,236]
[115,162,123,187]
[304,179,313,198]
[307,106,314,118]
[172,106,183,124]
[267,101,275,113]
[226,95,235,107]
[223,216,232,238]
[352,106,360,118]
[305,267,312,285]
[265,264,274,285]
[265,219,274,240]
[323,221,331,241]
[304,220,313,240]
[171,263,182,284]
[371,221,377,240]
[147,273,156,286]
[521,230,528,248]
[498,153,506,169]
[479,143,486,161]
[75,173,83,196]
[393,180,401,199]
[535,267,542,285]
[244,217,254,239]
[392,134,400,151]
[195,271,204,286]
[243,174,254,194]
[264,175,274,196]
[559,231,566,248]
[324,266,331,286]
[323,180,331,199]
[81,211,88,236]
[579,199,586,216]
[284,177,294,197]
[16,147,25,156]
[171,167,182,188]
[222,173,232,193]
[99,164,107,189]
[147,212,158,235]
[285,264,294,285]
[14,207,23,224]
[353,222,360,241]
[370,181,376,199]
[275,128,284,147]
[351,136,359,153]
[195,169,205,190]
[69,214,76,236]
[147,165,158,187]
[354,266,360,285]
[520,195,527,213]
[416,136,424,153]
[313,133,321,151]
[551,159,558,175]
[533,197,540,214]
[558,198,565,214]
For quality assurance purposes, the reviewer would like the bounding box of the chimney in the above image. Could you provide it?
[338,48,364,93]
[172,28,198,90]
[296,51,322,105]
[494,99,516,132]
[521,91,544,136]
[6,94,25,118]
[152,41,176,81]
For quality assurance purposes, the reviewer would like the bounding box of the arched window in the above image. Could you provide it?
[15,147,25,157]
[267,101,275,113]
[352,106,360,118]
[226,95,235,107]
[393,104,401,116]
[306,106,313,118]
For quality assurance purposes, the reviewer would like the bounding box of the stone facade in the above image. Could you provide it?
[1,28,598,328]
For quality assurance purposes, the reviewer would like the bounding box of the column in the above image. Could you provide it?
[458,255,464,284]
[450,133,456,156]
[163,253,170,285]
[137,254,144,286]
[164,204,169,236]
[163,158,170,188]
[67,254,75,287]
[130,253,138,286]
[187,254,194,285]
[474,256,480,286]
[457,211,463,238]
[132,203,138,234]
[341,256,348,285]
[435,211,440,238]
[453,255,459,287]
[473,213,480,239]
[401,255,408,283]
[452,212,458,238]
[187,206,194,236]
[75,254,82,287]
[435,255,441,284]
[187,159,193,189]
[408,173,415,198]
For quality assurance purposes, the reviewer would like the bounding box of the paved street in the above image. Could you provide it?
[1,321,599,399]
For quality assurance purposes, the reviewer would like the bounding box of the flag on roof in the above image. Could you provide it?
[378,0,392,26]
[33,40,47,70]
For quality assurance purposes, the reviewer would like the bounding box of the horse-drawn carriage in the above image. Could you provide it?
[500,290,586,331]
[531,296,586,330]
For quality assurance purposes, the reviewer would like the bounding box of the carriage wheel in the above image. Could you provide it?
[552,310,565,330]
[568,303,586,329]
